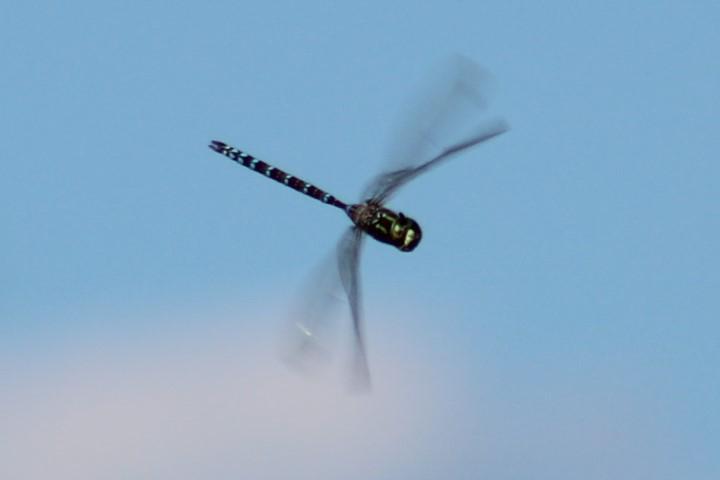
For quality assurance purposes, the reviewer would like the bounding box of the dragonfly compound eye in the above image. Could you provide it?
[398,218,422,252]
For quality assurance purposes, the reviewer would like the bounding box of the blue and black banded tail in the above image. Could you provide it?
[209,140,349,211]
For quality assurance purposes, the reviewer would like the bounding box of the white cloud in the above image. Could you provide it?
[1,301,682,479]
[0,305,443,480]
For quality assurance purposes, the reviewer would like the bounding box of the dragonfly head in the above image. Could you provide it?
[393,213,422,252]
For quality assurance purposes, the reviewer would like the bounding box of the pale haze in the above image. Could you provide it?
[2,2,719,479]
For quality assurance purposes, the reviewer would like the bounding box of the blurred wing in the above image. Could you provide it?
[283,246,345,374]
[283,227,369,390]
[366,120,508,204]
[362,56,508,204]
[337,226,370,390]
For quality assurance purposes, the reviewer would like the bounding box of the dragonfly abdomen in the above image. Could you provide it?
[209,140,349,211]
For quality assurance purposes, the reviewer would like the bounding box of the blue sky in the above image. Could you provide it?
[2,1,719,478]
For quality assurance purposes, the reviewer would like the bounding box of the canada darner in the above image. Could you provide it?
[209,59,508,388]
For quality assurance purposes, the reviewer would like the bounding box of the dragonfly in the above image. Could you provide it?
[209,60,508,388]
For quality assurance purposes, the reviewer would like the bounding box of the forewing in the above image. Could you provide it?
[363,56,508,203]
[368,120,508,204]
[282,227,370,390]
[337,226,370,391]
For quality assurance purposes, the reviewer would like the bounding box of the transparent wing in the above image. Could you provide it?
[362,56,508,204]
[283,247,345,374]
[337,226,370,391]
[283,227,369,390]
[366,121,508,204]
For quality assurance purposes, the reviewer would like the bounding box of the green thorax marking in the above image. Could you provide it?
[349,203,422,252]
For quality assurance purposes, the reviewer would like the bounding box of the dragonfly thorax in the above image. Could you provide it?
[348,203,422,252]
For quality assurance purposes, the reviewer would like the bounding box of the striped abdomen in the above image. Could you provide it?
[209,140,349,211]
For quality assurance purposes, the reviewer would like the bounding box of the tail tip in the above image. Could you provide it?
[208,140,226,153]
